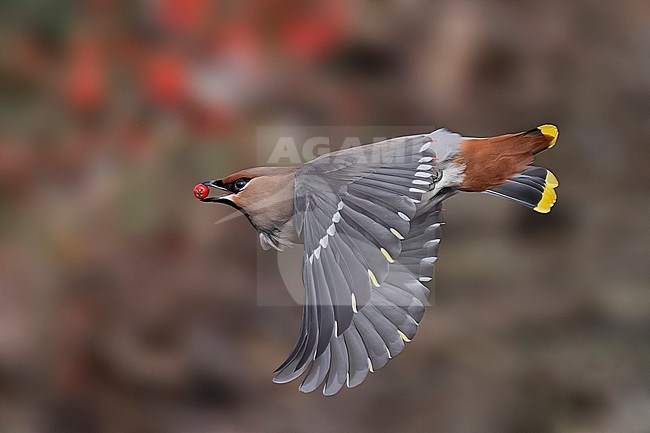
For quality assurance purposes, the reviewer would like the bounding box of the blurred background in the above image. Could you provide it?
[1,1,649,432]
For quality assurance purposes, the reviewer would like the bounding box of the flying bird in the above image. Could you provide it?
[194,125,559,395]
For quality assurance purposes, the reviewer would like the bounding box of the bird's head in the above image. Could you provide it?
[195,166,298,233]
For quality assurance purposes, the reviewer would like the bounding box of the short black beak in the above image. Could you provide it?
[200,180,231,203]
[197,179,251,226]
[202,180,227,191]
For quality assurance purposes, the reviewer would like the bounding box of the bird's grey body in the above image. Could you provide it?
[198,125,559,395]
[262,129,463,251]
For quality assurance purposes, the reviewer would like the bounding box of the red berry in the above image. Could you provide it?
[194,183,209,200]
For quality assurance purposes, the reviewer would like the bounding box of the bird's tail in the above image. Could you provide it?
[484,166,559,213]
[456,123,560,213]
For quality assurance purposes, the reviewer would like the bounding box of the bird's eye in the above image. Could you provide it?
[234,178,249,191]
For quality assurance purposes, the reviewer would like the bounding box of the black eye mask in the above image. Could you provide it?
[214,178,251,193]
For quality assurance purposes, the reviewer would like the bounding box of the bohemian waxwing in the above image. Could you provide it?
[195,125,559,395]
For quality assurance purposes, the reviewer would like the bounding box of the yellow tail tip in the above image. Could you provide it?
[538,124,559,148]
[545,170,559,187]
[533,169,559,213]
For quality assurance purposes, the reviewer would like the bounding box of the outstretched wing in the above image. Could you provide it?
[297,202,448,395]
[273,129,463,393]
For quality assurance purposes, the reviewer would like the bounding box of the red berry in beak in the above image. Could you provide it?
[194,183,209,200]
